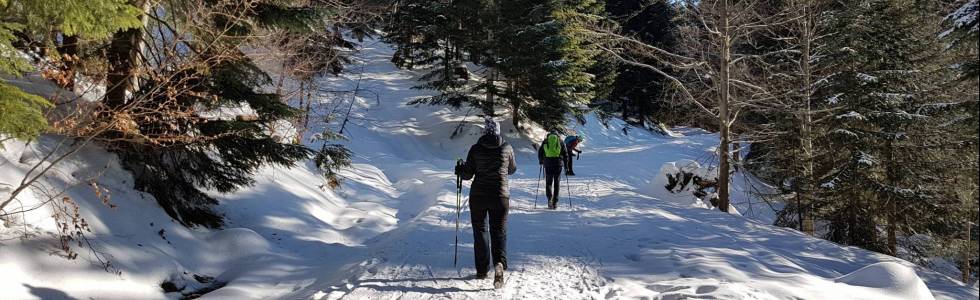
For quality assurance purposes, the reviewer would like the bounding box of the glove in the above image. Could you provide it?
[454,162,464,175]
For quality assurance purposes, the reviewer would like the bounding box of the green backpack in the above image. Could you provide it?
[544,134,561,158]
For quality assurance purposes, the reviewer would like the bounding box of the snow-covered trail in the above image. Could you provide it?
[289,167,967,300]
[260,40,975,300]
[3,38,976,300]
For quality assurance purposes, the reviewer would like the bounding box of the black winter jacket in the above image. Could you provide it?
[458,134,518,210]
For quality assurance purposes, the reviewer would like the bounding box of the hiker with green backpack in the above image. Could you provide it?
[537,131,568,210]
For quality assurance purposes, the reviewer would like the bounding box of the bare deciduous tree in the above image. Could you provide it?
[593,0,790,213]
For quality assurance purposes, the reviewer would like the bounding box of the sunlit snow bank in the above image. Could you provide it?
[647,159,741,214]
[0,137,289,299]
[0,134,404,299]
[608,262,936,300]
[836,262,935,300]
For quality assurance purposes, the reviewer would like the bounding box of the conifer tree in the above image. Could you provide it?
[386,0,609,130]
[99,0,352,227]
[524,0,607,130]
[0,17,48,142]
[603,0,680,126]
[939,0,979,282]
[748,0,836,234]
[813,0,958,254]
[385,1,487,113]
[0,0,140,141]
[943,0,978,79]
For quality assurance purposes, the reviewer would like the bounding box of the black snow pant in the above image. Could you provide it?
[544,165,562,208]
[471,205,508,274]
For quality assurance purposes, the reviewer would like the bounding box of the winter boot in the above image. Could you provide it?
[493,263,504,289]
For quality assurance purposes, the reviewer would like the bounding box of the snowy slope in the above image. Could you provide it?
[1,39,977,300]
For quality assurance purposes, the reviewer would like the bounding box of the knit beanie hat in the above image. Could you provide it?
[484,117,500,136]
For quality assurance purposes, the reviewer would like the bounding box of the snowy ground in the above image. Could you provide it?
[1,40,977,300]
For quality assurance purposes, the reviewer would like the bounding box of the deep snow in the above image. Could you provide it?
[1,39,977,300]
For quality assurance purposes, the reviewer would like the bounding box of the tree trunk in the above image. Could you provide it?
[294,80,315,145]
[105,0,147,108]
[485,69,496,116]
[105,28,140,108]
[885,141,898,256]
[621,96,630,122]
[483,4,497,118]
[510,81,520,129]
[887,203,898,255]
[799,2,816,236]
[511,101,520,128]
[444,39,453,85]
[718,119,731,213]
[964,221,972,283]
[716,0,732,213]
[796,189,805,231]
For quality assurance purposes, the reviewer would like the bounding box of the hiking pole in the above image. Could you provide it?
[565,172,572,210]
[453,159,463,267]
[533,165,542,209]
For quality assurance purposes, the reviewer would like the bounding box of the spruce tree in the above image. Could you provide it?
[100,0,352,227]
[603,0,681,126]
[386,0,609,130]
[813,0,958,254]
[0,15,48,141]
[526,0,607,130]
[943,0,978,79]
[746,0,837,234]
[938,0,979,281]
[385,0,486,113]
[0,0,140,141]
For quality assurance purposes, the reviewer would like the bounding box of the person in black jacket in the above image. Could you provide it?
[454,118,517,286]
[537,131,567,209]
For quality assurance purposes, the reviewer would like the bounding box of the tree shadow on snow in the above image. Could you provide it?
[340,275,494,295]
[23,284,80,300]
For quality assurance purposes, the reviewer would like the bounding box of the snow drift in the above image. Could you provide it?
[836,262,935,300]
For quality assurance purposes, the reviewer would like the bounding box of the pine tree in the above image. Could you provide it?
[8,0,142,39]
[603,0,681,127]
[0,16,46,142]
[384,1,487,114]
[0,0,141,142]
[386,0,609,130]
[744,0,837,234]
[494,0,570,127]
[0,81,50,142]
[943,0,978,79]
[939,0,979,282]
[813,0,958,254]
[523,0,607,130]
[99,0,352,227]
[384,0,451,70]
